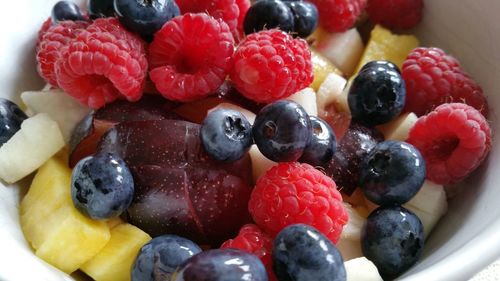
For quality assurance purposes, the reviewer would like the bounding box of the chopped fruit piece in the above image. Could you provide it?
[80,224,151,281]
[0,113,64,183]
[0,98,27,145]
[336,203,365,260]
[344,257,383,281]
[367,0,423,30]
[402,47,488,117]
[317,72,348,115]
[21,89,91,142]
[248,145,277,183]
[106,217,124,229]
[354,25,419,73]
[149,13,234,102]
[310,49,343,91]
[406,103,491,185]
[286,87,318,117]
[309,0,367,32]
[230,29,313,103]
[249,162,348,243]
[376,112,418,141]
[320,103,352,142]
[315,28,364,76]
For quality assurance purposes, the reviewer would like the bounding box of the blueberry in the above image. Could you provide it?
[51,1,85,24]
[360,141,426,206]
[361,206,424,279]
[244,0,295,35]
[299,116,336,166]
[201,109,253,162]
[360,60,400,74]
[253,100,311,162]
[273,224,346,281]
[114,0,180,41]
[348,62,406,126]
[283,1,318,38]
[88,0,115,19]
[0,98,27,146]
[71,153,134,220]
[132,235,202,281]
[172,248,268,281]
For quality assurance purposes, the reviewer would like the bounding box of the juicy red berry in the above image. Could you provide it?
[148,13,235,102]
[406,103,491,185]
[248,162,348,244]
[36,21,89,87]
[221,224,278,281]
[367,0,423,30]
[309,0,367,32]
[402,47,488,117]
[37,17,53,47]
[236,0,251,40]
[230,29,313,103]
[55,18,148,109]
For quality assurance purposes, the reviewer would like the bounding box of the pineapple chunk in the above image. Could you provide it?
[81,224,152,281]
[354,25,419,73]
[20,157,110,273]
[106,217,124,229]
[311,49,343,91]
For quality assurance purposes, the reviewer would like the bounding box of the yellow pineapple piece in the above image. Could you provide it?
[106,217,124,229]
[354,25,419,73]
[310,49,343,91]
[81,224,152,281]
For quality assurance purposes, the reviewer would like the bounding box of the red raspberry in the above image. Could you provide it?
[36,21,89,87]
[37,17,53,47]
[230,30,313,103]
[402,47,489,117]
[367,0,423,30]
[406,103,491,185]
[309,0,367,32]
[148,13,234,102]
[235,0,251,41]
[221,224,278,281]
[55,18,148,109]
[248,162,348,244]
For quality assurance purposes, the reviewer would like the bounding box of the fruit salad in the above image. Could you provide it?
[0,0,493,280]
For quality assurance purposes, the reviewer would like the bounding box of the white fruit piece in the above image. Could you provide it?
[315,28,364,77]
[317,73,348,114]
[287,88,318,116]
[404,180,448,237]
[337,203,366,261]
[21,89,91,142]
[0,113,65,183]
[249,145,277,183]
[376,112,418,141]
[209,103,256,124]
[344,257,383,281]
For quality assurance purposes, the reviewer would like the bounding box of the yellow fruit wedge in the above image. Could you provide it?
[106,217,124,229]
[354,25,419,74]
[81,224,152,281]
[310,49,343,91]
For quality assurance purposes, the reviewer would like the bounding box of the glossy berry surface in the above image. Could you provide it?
[172,248,268,281]
[51,1,85,24]
[244,0,294,35]
[284,1,318,38]
[71,153,134,220]
[88,0,115,18]
[252,100,311,162]
[0,99,28,146]
[273,224,346,281]
[348,62,406,126]
[201,109,253,162]
[360,141,425,206]
[132,235,202,281]
[360,60,400,74]
[299,116,336,167]
[362,206,424,280]
[114,0,180,41]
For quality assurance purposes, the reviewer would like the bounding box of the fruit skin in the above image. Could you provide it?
[230,29,313,103]
[361,206,424,279]
[114,0,180,41]
[360,140,425,206]
[243,0,295,35]
[132,235,202,281]
[299,116,337,167]
[273,224,346,281]
[348,62,406,126]
[309,0,366,32]
[51,1,85,24]
[284,1,318,38]
[402,47,488,117]
[406,103,491,185]
[201,109,253,162]
[148,13,234,102]
[71,153,134,220]
[55,18,148,109]
[367,0,423,30]
[172,248,268,281]
[88,0,115,18]
[0,98,27,145]
[248,162,348,243]
[252,100,311,162]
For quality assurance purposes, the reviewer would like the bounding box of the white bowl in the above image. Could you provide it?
[1,0,499,280]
